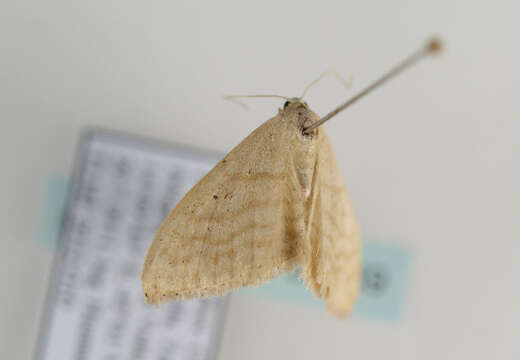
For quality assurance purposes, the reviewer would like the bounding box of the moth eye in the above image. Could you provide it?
[283,101,290,109]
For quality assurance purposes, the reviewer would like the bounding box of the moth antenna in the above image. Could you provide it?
[300,68,353,99]
[222,96,250,110]
[223,94,291,110]
[304,37,444,134]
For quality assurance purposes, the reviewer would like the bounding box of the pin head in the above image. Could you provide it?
[426,37,443,55]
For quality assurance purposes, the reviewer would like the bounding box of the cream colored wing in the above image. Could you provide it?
[301,129,361,317]
[142,113,308,304]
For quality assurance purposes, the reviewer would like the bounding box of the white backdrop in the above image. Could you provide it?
[2,1,519,359]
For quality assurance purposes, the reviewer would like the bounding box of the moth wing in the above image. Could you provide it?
[142,114,307,304]
[302,129,362,317]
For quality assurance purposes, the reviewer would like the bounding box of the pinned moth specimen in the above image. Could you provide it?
[142,38,442,317]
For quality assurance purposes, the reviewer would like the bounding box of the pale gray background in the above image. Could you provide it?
[2,1,519,359]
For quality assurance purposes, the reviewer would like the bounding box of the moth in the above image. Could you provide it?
[142,38,441,318]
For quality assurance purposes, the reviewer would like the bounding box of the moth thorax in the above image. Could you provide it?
[281,100,320,197]
[283,100,319,135]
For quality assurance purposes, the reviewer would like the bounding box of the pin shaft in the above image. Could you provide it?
[304,38,442,134]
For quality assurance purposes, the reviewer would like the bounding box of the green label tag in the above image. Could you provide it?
[241,242,411,323]
[34,174,69,250]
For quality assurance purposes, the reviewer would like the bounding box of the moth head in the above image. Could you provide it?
[282,98,319,137]
[282,97,307,109]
